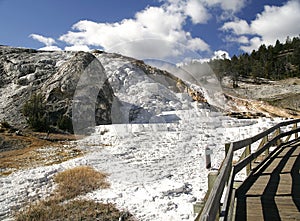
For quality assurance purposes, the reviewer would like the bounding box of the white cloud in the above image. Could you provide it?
[240,37,263,53]
[177,49,231,66]
[200,0,247,12]
[59,4,210,60]
[30,34,57,46]
[225,35,249,44]
[222,0,300,53]
[212,50,230,60]
[251,0,300,45]
[29,34,62,51]
[237,36,249,44]
[38,46,62,51]
[136,6,184,34]
[185,0,211,24]
[221,19,252,35]
[187,38,210,51]
[29,0,252,58]
[64,45,90,52]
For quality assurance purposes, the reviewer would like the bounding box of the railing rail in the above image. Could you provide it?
[195,118,300,221]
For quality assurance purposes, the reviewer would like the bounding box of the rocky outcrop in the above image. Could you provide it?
[0,46,115,132]
[0,46,212,132]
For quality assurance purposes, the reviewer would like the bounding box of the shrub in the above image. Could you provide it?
[15,199,133,221]
[57,115,73,133]
[15,166,134,221]
[54,166,110,200]
[0,121,11,129]
[22,93,49,132]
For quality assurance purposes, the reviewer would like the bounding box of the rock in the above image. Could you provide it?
[181,214,190,219]
[162,182,192,197]
[166,201,178,211]
[188,196,197,203]
[0,46,116,133]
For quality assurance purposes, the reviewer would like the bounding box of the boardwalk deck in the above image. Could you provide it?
[235,138,300,220]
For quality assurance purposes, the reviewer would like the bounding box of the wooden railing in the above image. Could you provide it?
[195,118,300,221]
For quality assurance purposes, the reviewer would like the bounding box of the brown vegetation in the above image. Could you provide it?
[15,166,134,221]
[54,166,110,200]
[0,131,82,176]
[15,199,132,221]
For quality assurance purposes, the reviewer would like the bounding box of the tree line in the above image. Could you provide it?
[208,36,300,87]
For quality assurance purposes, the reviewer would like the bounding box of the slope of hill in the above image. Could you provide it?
[0,46,209,132]
[222,76,300,118]
[0,46,114,131]
[1,46,299,221]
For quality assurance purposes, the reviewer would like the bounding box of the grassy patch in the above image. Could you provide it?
[15,199,133,221]
[0,139,83,176]
[0,132,82,176]
[54,166,110,200]
[15,166,134,221]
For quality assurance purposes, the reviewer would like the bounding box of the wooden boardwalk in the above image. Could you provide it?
[235,138,300,220]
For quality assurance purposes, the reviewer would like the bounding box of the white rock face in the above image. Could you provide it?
[0,47,114,129]
[94,52,192,124]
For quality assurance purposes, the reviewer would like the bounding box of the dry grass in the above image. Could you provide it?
[15,199,133,221]
[15,166,134,221]
[54,166,110,200]
[0,133,83,176]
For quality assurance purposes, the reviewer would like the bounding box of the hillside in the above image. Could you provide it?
[0,46,299,221]
[222,76,300,118]
[0,46,114,133]
[0,46,210,134]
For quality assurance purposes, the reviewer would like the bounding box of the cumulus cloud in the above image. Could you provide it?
[251,0,300,45]
[200,0,247,13]
[29,34,62,51]
[29,0,250,58]
[30,34,56,46]
[222,0,300,52]
[185,0,211,24]
[59,4,210,60]
[64,45,90,51]
[226,35,249,44]
[221,19,252,35]
[38,46,62,51]
[212,50,230,60]
[239,37,263,53]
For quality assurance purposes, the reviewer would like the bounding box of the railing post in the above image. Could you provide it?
[246,145,251,175]
[264,136,270,156]
[206,147,212,169]
[276,128,282,146]
[208,171,219,221]
[295,123,298,139]
[225,143,231,156]
[208,171,218,195]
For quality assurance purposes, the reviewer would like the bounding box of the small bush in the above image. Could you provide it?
[22,93,49,132]
[15,166,134,221]
[0,121,11,129]
[54,166,110,200]
[16,199,133,221]
[57,115,73,133]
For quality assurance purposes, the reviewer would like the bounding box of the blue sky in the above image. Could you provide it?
[1,0,300,62]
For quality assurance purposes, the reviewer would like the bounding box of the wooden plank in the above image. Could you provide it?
[281,156,298,173]
[236,196,300,220]
[245,175,270,195]
[200,120,300,221]
[277,146,294,157]
[261,158,282,174]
